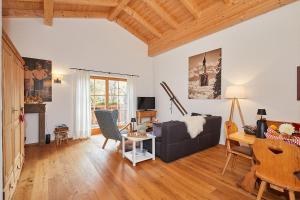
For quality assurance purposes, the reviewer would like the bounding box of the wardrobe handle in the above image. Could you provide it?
[12,108,19,112]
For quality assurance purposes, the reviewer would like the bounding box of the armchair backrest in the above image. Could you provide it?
[94,110,121,141]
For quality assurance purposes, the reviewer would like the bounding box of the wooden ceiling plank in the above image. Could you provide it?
[179,0,199,19]
[124,6,162,38]
[223,0,232,4]
[17,0,118,6]
[54,10,108,18]
[148,0,296,56]
[3,9,44,17]
[44,0,53,26]
[108,0,131,21]
[3,9,108,18]
[116,19,148,44]
[3,1,42,10]
[143,0,178,29]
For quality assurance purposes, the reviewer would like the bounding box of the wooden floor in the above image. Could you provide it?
[13,135,296,200]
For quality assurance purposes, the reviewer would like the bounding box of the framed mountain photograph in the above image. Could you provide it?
[188,48,222,99]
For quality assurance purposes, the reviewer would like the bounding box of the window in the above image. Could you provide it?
[90,76,128,127]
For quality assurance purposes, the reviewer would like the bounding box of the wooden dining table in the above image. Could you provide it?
[231,131,300,195]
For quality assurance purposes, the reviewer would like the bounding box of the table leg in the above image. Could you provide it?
[152,138,155,160]
[122,136,125,158]
[289,191,295,200]
[133,141,136,166]
[140,141,143,151]
[257,181,267,200]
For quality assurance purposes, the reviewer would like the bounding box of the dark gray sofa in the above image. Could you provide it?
[145,116,222,162]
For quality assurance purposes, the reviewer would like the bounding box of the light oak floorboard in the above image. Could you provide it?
[13,135,299,200]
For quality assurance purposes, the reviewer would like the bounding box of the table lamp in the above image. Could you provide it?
[225,85,246,126]
[257,109,266,120]
[256,109,267,138]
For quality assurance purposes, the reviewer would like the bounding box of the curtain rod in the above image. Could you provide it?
[69,67,140,78]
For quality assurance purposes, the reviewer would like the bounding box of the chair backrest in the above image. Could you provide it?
[253,138,300,191]
[94,110,121,141]
[224,121,238,139]
[224,121,239,149]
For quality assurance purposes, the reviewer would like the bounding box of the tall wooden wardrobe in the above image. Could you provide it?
[2,31,25,200]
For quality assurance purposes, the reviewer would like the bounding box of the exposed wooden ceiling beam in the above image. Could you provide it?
[17,0,118,7]
[54,10,108,18]
[44,0,53,26]
[116,19,148,44]
[108,0,131,21]
[3,9,43,17]
[148,0,296,56]
[124,6,162,38]
[179,0,200,19]
[143,0,178,29]
[3,9,108,18]
[3,1,42,10]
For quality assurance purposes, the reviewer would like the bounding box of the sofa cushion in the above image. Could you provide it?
[162,121,191,143]
[153,123,162,137]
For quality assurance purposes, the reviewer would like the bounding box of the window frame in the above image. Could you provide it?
[90,76,128,127]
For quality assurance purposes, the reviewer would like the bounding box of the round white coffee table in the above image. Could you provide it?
[121,133,155,166]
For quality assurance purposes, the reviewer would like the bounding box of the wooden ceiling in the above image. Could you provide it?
[3,0,296,56]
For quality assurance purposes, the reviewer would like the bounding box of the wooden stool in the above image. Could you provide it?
[54,127,69,146]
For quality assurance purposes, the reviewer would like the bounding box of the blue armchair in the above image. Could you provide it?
[94,110,130,149]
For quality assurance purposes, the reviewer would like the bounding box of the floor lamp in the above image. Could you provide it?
[225,85,246,127]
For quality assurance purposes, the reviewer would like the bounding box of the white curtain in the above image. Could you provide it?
[127,77,136,122]
[74,70,91,139]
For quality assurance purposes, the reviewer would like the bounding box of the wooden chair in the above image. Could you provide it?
[222,121,253,175]
[253,138,300,200]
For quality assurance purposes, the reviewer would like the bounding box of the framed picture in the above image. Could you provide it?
[188,48,222,99]
[23,57,52,102]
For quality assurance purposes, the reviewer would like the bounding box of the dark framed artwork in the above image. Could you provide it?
[297,66,300,101]
[188,48,222,99]
[23,57,52,102]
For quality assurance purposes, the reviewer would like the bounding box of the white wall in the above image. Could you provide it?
[3,18,154,142]
[153,2,300,144]
[2,2,300,146]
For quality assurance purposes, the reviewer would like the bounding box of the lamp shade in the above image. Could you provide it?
[257,109,266,115]
[131,118,136,123]
[225,85,246,99]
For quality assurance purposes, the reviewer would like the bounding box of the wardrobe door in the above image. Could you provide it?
[12,57,22,178]
[19,63,25,163]
[2,41,16,199]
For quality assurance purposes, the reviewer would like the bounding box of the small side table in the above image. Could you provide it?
[136,110,157,124]
[122,133,155,166]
